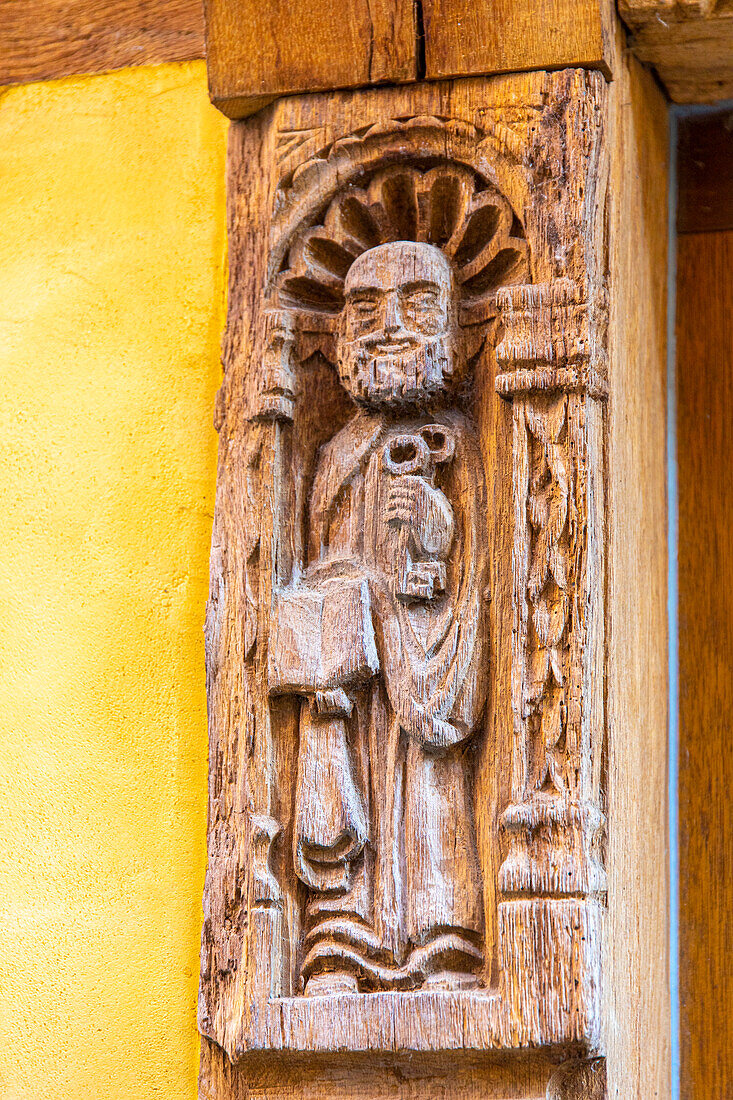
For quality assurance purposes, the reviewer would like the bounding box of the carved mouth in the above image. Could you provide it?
[368,338,418,354]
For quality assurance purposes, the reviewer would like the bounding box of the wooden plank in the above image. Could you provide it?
[205,0,615,118]
[620,1,733,102]
[605,44,671,1100]
[676,229,733,1100]
[0,0,205,87]
[422,0,612,82]
[677,108,733,233]
[204,0,416,119]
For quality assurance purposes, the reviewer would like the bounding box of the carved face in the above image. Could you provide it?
[336,242,455,408]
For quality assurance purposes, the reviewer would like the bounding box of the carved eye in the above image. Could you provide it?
[349,296,379,318]
[402,289,440,312]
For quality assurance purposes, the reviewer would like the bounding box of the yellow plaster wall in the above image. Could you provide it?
[0,63,228,1099]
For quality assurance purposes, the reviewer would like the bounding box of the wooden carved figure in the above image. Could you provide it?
[268,241,489,995]
[200,83,610,1080]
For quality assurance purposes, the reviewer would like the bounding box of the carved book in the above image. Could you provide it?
[199,70,610,1098]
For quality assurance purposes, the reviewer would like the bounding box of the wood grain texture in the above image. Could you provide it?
[422,0,612,82]
[676,229,733,1100]
[0,0,205,86]
[204,0,416,119]
[677,108,733,233]
[605,43,670,1100]
[620,0,733,102]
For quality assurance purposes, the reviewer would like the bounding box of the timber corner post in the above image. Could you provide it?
[198,5,670,1100]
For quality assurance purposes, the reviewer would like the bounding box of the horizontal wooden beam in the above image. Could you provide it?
[204,0,417,119]
[204,0,614,118]
[422,0,612,84]
[1,0,205,87]
[620,1,733,102]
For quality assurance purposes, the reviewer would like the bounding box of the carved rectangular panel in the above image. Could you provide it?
[198,72,611,1100]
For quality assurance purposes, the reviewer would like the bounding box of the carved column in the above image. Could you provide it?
[495,279,606,1049]
[245,309,298,1031]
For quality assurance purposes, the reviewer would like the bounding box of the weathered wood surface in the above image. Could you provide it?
[198,68,615,1099]
[619,0,733,102]
[676,228,733,1100]
[0,0,205,86]
[200,1047,599,1100]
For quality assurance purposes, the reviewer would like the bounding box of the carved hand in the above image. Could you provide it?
[386,475,455,558]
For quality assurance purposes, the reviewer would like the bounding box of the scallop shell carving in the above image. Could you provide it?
[276,163,528,326]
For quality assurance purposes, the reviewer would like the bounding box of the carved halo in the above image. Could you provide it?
[274,163,528,331]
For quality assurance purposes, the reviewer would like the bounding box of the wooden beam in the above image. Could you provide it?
[620,1,733,103]
[422,0,613,83]
[605,47,671,1100]
[204,0,417,119]
[204,0,614,119]
[0,0,205,87]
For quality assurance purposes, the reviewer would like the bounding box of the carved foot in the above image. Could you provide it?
[303,971,359,997]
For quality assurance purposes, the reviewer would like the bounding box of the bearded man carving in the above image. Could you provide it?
[268,242,490,995]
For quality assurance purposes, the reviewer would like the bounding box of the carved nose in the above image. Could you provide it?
[382,293,404,335]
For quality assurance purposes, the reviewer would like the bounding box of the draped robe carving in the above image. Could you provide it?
[267,243,490,994]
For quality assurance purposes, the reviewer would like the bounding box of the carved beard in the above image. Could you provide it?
[336,332,455,409]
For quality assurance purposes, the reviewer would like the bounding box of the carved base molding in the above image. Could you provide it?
[231,919,602,1054]
[200,1043,604,1100]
